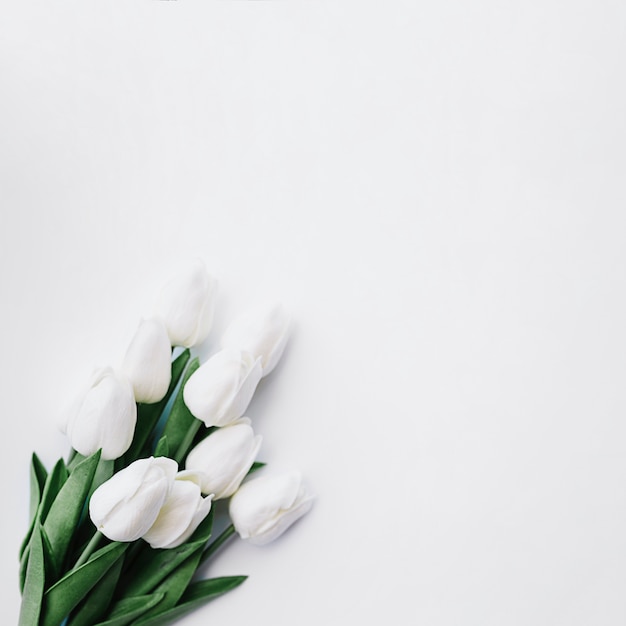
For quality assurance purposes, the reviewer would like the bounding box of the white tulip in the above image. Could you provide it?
[155,259,217,348]
[185,418,262,499]
[183,348,262,427]
[221,303,290,376]
[65,367,137,461]
[142,470,213,549]
[121,317,172,404]
[229,471,314,546]
[89,457,177,542]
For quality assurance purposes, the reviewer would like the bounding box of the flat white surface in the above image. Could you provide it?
[2,1,626,624]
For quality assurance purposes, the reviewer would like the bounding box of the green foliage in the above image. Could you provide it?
[95,594,164,626]
[43,451,101,573]
[18,523,46,626]
[160,357,201,462]
[19,351,250,626]
[132,577,247,626]
[68,556,124,626]
[41,542,129,626]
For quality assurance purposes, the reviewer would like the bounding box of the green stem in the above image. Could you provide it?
[200,524,236,566]
[74,531,103,569]
[173,420,202,464]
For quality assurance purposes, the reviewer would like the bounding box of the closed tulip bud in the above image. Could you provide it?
[142,471,213,549]
[89,457,177,542]
[65,367,137,461]
[121,317,172,404]
[155,259,217,348]
[183,348,263,427]
[185,419,262,499]
[229,471,314,546]
[221,303,290,376]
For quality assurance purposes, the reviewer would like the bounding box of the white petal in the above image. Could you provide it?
[142,480,202,549]
[226,354,263,424]
[66,368,137,460]
[89,457,176,541]
[186,422,262,499]
[183,349,256,427]
[229,471,314,545]
[122,318,172,404]
[155,259,217,348]
[221,303,291,376]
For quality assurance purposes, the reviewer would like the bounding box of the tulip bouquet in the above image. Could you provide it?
[18,260,313,626]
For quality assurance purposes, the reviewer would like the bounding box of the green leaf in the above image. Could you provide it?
[248,461,266,475]
[19,542,30,594]
[40,525,60,585]
[121,349,191,466]
[132,577,247,626]
[120,539,206,598]
[41,542,129,626]
[132,550,204,622]
[30,453,48,520]
[153,436,169,458]
[43,450,101,571]
[67,556,124,626]
[18,523,46,626]
[161,357,200,462]
[38,458,69,524]
[125,510,217,621]
[87,458,115,502]
[22,525,59,593]
[94,594,164,626]
[19,453,49,562]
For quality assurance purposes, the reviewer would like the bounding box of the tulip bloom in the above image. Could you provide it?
[142,471,213,549]
[229,471,314,546]
[65,367,137,460]
[185,419,262,499]
[221,303,290,376]
[90,457,177,542]
[121,317,172,404]
[155,259,217,348]
[183,348,262,427]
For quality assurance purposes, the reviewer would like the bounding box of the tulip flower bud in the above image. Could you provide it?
[221,303,290,376]
[121,317,172,404]
[183,348,263,427]
[65,367,137,461]
[89,457,177,542]
[229,471,314,546]
[185,419,262,499]
[142,470,214,549]
[155,259,217,348]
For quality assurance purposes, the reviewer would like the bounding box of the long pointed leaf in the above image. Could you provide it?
[133,577,247,626]
[18,523,46,626]
[68,556,124,626]
[94,594,164,626]
[39,458,69,523]
[19,453,49,562]
[44,450,101,570]
[30,453,48,520]
[161,357,200,461]
[131,547,203,623]
[120,539,205,598]
[42,542,128,626]
[20,521,57,594]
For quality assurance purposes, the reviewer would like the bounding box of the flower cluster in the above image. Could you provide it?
[18,260,313,626]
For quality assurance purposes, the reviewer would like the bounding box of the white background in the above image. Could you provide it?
[2,1,626,624]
